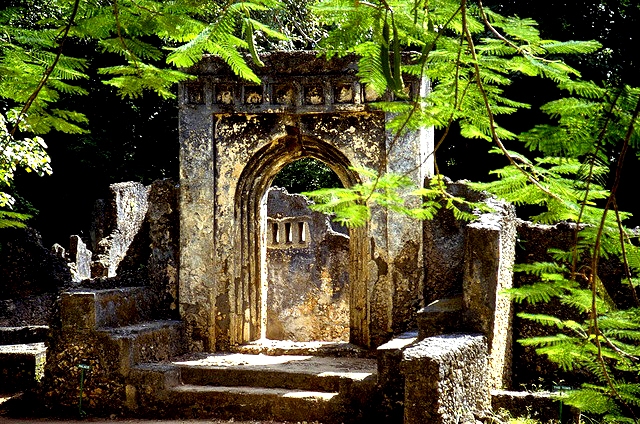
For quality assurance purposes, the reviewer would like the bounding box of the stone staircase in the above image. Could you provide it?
[55,286,379,423]
[129,350,377,423]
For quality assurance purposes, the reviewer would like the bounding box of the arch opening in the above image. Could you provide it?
[266,158,350,342]
[233,135,368,346]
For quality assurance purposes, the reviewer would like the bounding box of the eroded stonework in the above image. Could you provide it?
[179,52,433,350]
[266,187,349,342]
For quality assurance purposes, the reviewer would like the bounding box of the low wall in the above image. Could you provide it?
[401,333,489,424]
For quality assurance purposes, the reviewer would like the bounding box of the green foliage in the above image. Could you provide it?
[272,157,342,194]
[304,170,481,228]
[0,0,287,224]
[3,0,640,421]
[307,1,640,422]
[0,210,30,229]
[0,113,51,208]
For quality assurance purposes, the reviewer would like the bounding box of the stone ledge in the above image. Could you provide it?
[0,342,46,391]
[491,389,580,423]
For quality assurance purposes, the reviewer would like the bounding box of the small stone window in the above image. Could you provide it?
[244,85,264,104]
[298,222,306,243]
[284,222,292,244]
[267,218,310,248]
[216,85,234,104]
[272,222,280,244]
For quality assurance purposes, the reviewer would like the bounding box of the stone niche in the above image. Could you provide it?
[265,187,349,342]
[178,51,434,351]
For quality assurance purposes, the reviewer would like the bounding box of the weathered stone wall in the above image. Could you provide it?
[402,334,489,424]
[0,227,71,327]
[91,182,149,278]
[179,52,433,351]
[463,197,517,390]
[422,181,485,305]
[266,187,349,342]
[510,221,623,389]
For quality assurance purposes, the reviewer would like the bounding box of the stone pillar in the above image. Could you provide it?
[402,334,489,424]
[372,78,433,344]
[463,198,517,389]
[178,80,216,352]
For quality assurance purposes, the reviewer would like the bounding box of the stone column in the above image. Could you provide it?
[370,77,433,345]
[178,79,216,352]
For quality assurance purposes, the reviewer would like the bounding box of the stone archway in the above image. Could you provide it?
[178,52,433,352]
[234,133,365,346]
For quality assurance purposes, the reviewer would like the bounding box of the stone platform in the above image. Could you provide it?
[129,348,378,423]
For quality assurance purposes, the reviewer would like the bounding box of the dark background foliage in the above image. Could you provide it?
[9,0,640,248]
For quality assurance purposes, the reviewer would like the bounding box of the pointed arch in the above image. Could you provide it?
[230,133,370,346]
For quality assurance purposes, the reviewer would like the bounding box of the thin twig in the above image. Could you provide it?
[570,90,622,281]
[462,1,562,202]
[612,197,640,307]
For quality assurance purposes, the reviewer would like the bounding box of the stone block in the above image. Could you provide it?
[402,333,489,424]
[417,296,463,339]
[0,342,46,391]
[60,290,97,331]
[376,331,418,422]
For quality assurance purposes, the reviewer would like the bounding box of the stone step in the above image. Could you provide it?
[0,342,46,391]
[0,326,48,345]
[167,384,344,423]
[101,320,185,365]
[175,353,377,393]
[61,286,159,330]
[230,339,374,358]
[128,352,378,423]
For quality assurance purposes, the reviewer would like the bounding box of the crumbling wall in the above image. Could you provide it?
[422,179,517,390]
[422,180,486,305]
[90,182,149,278]
[266,187,349,342]
[0,227,71,326]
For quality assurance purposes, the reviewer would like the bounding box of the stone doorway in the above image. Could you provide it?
[265,159,350,342]
[178,52,432,352]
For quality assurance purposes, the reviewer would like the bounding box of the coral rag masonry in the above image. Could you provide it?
[178,51,433,350]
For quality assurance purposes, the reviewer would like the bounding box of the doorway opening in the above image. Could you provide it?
[264,158,350,342]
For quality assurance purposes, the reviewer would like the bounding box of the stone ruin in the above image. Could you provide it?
[266,187,350,342]
[0,52,597,423]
